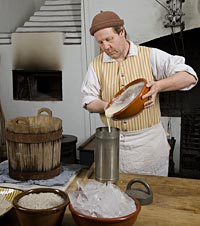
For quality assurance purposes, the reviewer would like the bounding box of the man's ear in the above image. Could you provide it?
[120,28,125,37]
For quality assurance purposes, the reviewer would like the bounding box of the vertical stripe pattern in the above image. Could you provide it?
[92,45,161,131]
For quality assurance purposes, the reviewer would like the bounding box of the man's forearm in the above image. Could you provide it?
[85,99,108,113]
[156,71,197,92]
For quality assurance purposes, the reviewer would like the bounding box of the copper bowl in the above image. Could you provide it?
[105,78,149,120]
[69,196,141,226]
[12,188,69,226]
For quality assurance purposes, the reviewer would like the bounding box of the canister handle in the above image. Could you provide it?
[37,108,52,117]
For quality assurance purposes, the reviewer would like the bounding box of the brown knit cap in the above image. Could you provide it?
[90,11,124,36]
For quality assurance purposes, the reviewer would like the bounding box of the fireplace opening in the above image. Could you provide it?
[13,70,62,101]
[141,28,200,178]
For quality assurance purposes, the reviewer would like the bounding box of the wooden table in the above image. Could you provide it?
[1,170,200,226]
[115,174,200,226]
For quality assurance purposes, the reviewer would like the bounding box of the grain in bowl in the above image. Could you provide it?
[18,192,65,209]
[12,188,69,226]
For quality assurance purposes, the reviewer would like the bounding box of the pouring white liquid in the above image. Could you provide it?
[105,82,144,132]
[105,104,127,132]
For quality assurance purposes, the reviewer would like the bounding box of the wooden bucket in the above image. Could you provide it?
[5,108,62,181]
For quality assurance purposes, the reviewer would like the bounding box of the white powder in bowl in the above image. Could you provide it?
[18,192,65,209]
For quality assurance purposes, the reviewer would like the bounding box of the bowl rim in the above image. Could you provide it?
[105,78,148,119]
[12,188,69,213]
[68,196,141,222]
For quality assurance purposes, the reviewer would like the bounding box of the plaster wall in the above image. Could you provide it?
[0,0,46,32]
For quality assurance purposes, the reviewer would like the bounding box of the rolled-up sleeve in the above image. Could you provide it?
[81,63,101,107]
[150,48,198,90]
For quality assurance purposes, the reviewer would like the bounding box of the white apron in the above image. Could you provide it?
[119,122,170,176]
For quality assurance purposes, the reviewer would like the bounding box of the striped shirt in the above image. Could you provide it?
[92,45,160,131]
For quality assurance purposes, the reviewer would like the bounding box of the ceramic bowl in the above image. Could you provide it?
[105,78,149,120]
[69,196,141,226]
[12,188,69,226]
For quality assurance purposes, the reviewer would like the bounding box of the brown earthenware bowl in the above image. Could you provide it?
[69,196,141,226]
[105,78,149,120]
[12,188,69,226]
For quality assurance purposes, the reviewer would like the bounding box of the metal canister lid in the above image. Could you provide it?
[125,178,153,205]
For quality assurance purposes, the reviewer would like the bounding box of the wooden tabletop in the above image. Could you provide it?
[115,173,200,226]
[1,170,200,226]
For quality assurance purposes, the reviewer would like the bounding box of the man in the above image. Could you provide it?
[81,11,198,176]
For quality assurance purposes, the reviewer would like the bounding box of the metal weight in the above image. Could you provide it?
[125,178,153,205]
